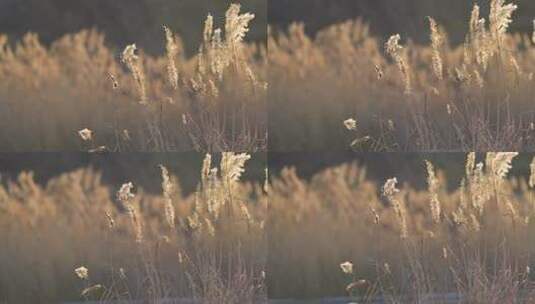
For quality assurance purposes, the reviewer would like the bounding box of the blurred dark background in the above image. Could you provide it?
[0,1,531,65]
[0,0,266,56]
[269,0,535,45]
[0,153,267,195]
[0,152,531,194]
[2,0,532,56]
[269,153,535,191]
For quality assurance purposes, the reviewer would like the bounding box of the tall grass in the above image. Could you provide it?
[268,152,535,302]
[6,153,535,302]
[0,153,266,303]
[0,3,266,152]
[269,0,535,151]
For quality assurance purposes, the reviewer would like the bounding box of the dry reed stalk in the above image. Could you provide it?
[163,26,180,90]
[159,165,175,228]
[221,152,251,184]
[469,4,490,69]
[382,177,408,238]
[121,44,147,105]
[80,284,102,297]
[490,152,518,180]
[385,34,411,95]
[427,17,444,80]
[489,0,518,48]
[424,160,441,224]
[116,182,143,242]
[225,4,255,59]
[529,157,535,188]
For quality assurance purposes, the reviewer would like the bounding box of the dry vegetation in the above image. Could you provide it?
[269,152,535,303]
[269,0,535,151]
[7,152,535,302]
[0,153,267,303]
[0,3,266,152]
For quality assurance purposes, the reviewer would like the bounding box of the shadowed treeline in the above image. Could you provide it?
[1,153,532,194]
[269,0,535,45]
[269,153,535,191]
[0,0,266,56]
[0,153,267,195]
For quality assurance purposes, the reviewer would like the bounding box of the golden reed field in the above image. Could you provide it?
[269,0,535,151]
[6,152,535,303]
[269,152,535,303]
[2,0,534,153]
[6,0,535,303]
[0,153,267,303]
[0,4,266,152]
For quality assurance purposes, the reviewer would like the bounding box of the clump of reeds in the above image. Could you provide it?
[267,152,535,300]
[269,0,535,152]
[0,152,266,302]
[0,3,266,152]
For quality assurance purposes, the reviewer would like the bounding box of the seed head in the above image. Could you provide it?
[75,266,89,280]
[385,34,411,94]
[117,182,135,203]
[78,128,93,141]
[529,157,535,188]
[225,4,255,46]
[490,0,517,40]
[427,17,444,80]
[119,268,126,279]
[159,165,175,228]
[163,25,180,90]
[382,178,400,198]
[221,152,251,183]
[340,261,353,274]
[425,160,441,224]
[491,152,518,179]
[121,44,147,104]
[344,118,357,131]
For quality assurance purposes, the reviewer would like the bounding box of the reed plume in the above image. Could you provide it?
[490,0,518,46]
[385,34,411,95]
[121,44,147,104]
[529,157,535,188]
[159,165,175,228]
[163,26,180,90]
[427,17,444,80]
[382,177,408,238]
[116,182,143,242]
[425,160,441,224]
